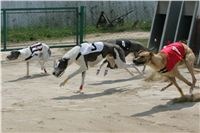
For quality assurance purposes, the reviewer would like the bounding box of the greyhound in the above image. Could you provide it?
[96,39,148,76]
[133,42,196,97]
[52,41,138,93]
[6,42,51,76]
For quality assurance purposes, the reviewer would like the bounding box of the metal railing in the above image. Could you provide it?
[1,6,85,51]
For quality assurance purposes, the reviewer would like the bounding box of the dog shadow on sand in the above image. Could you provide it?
[89,74,143,86]
[52,87,128,100]
[132,94,200,117]
[6,73,50,82]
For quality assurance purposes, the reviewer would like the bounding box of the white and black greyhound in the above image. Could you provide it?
[7,42,51,76]
[52,42,140,92]
[97,39,148,76]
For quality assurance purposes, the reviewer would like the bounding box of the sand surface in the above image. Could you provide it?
[1,50,200,133]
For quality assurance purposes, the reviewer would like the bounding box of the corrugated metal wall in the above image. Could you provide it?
[1,1,156,28]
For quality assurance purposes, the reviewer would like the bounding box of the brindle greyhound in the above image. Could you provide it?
[133,42,196,97]
[52,42,137,93]
[96,39,148,76]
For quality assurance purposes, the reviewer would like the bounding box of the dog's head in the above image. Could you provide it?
[52,58,69,77]
[7,50,21,60]
[133,51,153,65]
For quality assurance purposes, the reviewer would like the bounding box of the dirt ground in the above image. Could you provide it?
[1,31,200,133]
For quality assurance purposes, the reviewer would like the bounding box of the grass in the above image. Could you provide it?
[5,26,76,43]
[1,20,151,43]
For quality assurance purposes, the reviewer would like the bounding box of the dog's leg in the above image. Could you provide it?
[174,69,192,86]
[130,64,143,75]
[39,60,47,74]
[184,60,196,95]
[60,67,87,87]
[160,82,173,91]
[26,62,29,77]
[124,68,134,76]
[97,59,107,75]
[113,48,142,75]
[168,77,185,97]
[142,65,146,73]
[104,68,109,76]
[76,71,86,93]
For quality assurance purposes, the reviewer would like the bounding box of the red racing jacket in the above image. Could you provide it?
[160,42,185,72]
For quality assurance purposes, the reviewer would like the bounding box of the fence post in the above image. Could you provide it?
[76,7,79,45]
[79,6,85,44]
[2,9,7,51]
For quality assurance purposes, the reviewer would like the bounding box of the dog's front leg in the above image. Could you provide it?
[26,62,30,77]
[168,77,185,97]
[160,82,173,91]
[184,60,196,94]
[142,65,146,73]
[60,67,87,87]
[75,71,86,93]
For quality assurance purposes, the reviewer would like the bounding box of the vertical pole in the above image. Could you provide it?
[198,50,200,66]
[76,7,79,45]
[2,9,7,51]
[79,6,85,44]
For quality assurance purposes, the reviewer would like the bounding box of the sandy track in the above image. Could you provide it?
[1,52,200,132]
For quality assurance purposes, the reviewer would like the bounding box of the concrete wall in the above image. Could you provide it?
[1,1,155,28]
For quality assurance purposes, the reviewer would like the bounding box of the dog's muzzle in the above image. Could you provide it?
[52,69,65,77]
[7,55,16,60]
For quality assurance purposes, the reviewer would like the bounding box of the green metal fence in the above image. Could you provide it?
[1,6,85,51]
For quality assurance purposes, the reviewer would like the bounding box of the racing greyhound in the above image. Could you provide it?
[133,42,196,97]
[96,39,148,76]
[7,42,51,76]
[52,41,139,93]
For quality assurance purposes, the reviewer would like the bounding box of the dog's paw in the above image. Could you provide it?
[160,88,166,92]
[96,69,100,75]
[59,82,66,87]
[104,70,108,76]
[74,90,84,94]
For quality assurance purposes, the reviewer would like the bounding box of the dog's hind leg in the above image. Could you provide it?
[125,68,134,76]
[97,59,108,75]
[113,49,142,75]
[39,60,47,73]
[168,77,185,97]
